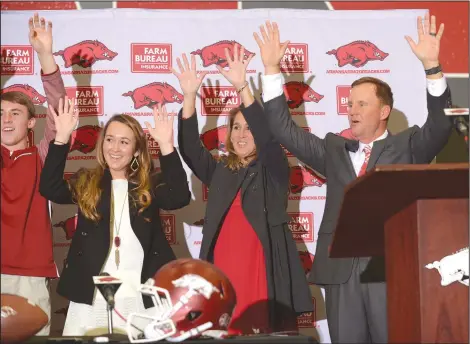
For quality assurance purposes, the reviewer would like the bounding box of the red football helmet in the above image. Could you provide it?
[127,258,236,343]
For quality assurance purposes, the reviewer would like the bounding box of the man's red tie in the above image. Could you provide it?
[357,145,372,177]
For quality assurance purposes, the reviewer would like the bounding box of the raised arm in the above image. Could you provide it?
[216,44,289,183]
[254,21,326,175]
[405,13,453,162]
[39,96,79,204]
[144,105,190,210]
[172,54,218,186]
[29,13,66,163]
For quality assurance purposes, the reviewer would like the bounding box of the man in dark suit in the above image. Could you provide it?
[253,13,452,343]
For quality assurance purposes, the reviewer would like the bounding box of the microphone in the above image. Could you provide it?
[93,272,123,309]
[444,107,469,149]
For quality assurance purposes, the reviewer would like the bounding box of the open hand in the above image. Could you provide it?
[216,43,254,90]
[29,13,53,55]
[405,12,444,69]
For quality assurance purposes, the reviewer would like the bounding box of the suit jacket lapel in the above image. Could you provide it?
[366,138,387,172]
[98,169,112,227]
[336,140,357,182]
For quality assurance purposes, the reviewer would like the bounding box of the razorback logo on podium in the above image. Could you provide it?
[201,86,240,116]
[191,40,254,68]
[161,214,176,245]
[327,41,388,68]
[1,84,46,105]
[288,212,314,243]
[54,215,78,240]
[289,165,326,194]
[200,125,228,153]
[297,298,316,328]
[123,82,183,110]
[66,87,104,117]
[131,43,172,73]
[1,45,34,75]
[336,85,351,115]
[283,82,324,115]
[54,40,118,68]
[280,43,309,73]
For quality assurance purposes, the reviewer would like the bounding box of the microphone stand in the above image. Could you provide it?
[107,301,114,335]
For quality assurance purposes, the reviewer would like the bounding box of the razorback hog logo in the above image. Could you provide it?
[299,251,315,275]
[191,40,255,68]
[54,215,78,240]
[200,125,228,152]
[122,82,183,110]
[283,82,323,109]
[1,84,46,105]
[53,40,118,68]
[290,165,326,194]
[70,125,101,154]
[327,41,389,68]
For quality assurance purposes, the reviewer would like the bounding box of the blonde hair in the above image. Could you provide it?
[69,114,153,221]
[222,108,257,171]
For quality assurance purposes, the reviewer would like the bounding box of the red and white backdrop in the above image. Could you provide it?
[1,7,430,341]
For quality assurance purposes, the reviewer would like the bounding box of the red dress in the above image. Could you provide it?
[213,190,270,335]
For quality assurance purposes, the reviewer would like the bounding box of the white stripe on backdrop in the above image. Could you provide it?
[1,8,428,341]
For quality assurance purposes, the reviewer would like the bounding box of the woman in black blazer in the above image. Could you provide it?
[39,97,190,336]
[171,47,313,335]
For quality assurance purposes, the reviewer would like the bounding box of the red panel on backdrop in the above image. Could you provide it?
[0,1,78,10]
[330,2,469,74]
[116,1,238,10]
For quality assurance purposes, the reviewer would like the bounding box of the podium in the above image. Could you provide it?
[330,163,469,343]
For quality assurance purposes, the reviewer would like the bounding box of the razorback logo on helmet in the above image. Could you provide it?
[123,82,183,112]
[283,82,325,115]
[53,40,118,68]
[336,85,351,115]
[1,84,46,105]
[282,127,310,157]
[65,86,104,117]
[201,86,240,116]
[289,165,326,194]
[143,129,161,160]
[172,274,220,299]
[67,125,101,160]
[296,298,316,328]
[298,251,315,277]
[200,125,228,154]
[191,40,255,68]
[288,212,314,243]
[131,43,172,73]
[161,213,176,245]
[54,215,78,240]
[1,45,34,75]
[27,130,34,148]
[281,43,309,73]
[327,41,389,68]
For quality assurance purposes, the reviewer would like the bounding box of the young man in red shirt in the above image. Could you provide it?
[1,13,66,335]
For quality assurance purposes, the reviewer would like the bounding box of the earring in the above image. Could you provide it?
[130,156,139,172]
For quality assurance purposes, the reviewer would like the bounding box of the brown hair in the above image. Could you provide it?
[222,108,257,171]
[1,91,35,119]
[351,77,394,110]
[69,114,153,221]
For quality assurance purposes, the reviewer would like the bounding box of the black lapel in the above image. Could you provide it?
[128,180,139,226]
[98,169,112,227]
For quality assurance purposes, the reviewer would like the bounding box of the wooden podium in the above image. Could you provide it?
[329,163,469,343]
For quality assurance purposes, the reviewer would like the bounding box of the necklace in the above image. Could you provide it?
[111,184,128,269]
